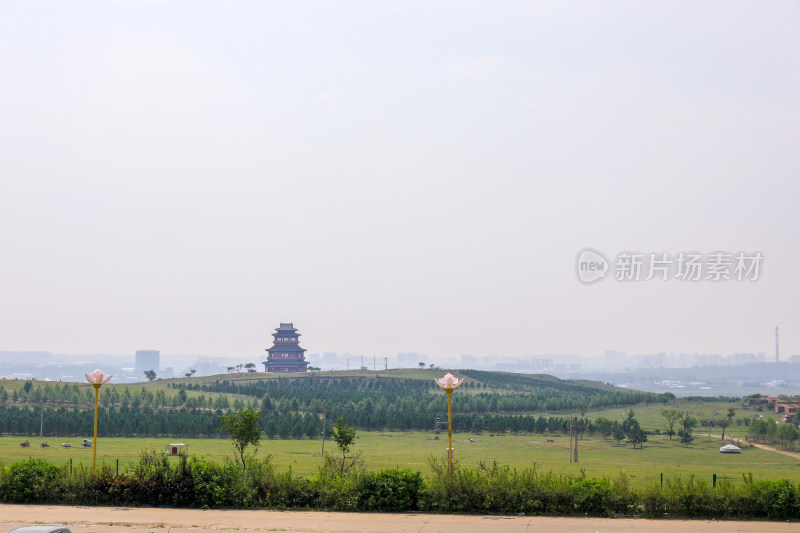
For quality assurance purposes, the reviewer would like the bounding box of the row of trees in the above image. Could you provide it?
[592,410,647,448]
[0,402,588,438]
[0,405,221,438]
[748,418,799,449]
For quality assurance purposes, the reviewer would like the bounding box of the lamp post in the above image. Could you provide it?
[435,373,463,483]
[84,369,112,472]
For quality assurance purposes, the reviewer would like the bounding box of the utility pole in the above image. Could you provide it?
[384,357,388,370]
[40,400,44,439]
[573,417,579,463]
[569,418,573,464]
[321,411,327,456]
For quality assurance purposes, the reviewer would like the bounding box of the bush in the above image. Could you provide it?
[363,469,422,511]
[191,455,241,508]
[4,458,64,503]
[570,478,618,516]
[750,479,799,520]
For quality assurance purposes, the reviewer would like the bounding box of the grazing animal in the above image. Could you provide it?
[546,439,555,446]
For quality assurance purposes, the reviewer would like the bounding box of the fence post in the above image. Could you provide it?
[116,459,119,475]
[713,473,717,488]
[660,472,663,487]
[69,458,72,475]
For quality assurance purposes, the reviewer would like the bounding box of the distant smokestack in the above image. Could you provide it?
[776,325,780,363]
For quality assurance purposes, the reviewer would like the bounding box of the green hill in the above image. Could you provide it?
[0,370,667,438]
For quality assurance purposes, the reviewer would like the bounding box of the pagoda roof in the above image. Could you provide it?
[267,345,306,352]
[275,322,298,331]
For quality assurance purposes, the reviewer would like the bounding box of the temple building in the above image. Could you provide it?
[262,322,309,373]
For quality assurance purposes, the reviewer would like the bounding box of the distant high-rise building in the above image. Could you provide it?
[135,350,160,377]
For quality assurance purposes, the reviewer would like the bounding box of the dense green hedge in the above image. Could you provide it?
[0,455,797,519]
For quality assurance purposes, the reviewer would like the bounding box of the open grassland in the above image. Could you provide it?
[2,431,798,487]
[576,399,759,438]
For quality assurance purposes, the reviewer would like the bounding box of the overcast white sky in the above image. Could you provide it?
[1,1,798,362]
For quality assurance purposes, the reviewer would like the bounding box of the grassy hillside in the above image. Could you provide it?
[0,368,657,398]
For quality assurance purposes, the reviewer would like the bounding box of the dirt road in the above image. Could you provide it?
[1,504,796,533]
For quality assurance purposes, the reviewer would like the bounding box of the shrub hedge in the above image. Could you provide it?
[0,455,797,519]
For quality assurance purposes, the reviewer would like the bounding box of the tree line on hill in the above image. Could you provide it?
[0,376,668,438]
[175,375,665,415]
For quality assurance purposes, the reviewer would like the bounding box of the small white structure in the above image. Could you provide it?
[165,443,188,456]
[720,444,741,454]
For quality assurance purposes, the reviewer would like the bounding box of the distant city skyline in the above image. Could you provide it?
[1,3,798,360]
[2,343,797,376]
[5,345,800,398]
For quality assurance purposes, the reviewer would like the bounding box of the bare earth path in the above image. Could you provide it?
[1,505,797,533]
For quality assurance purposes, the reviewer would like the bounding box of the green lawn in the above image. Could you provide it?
[569,399,757,438]
[2,431,797,488]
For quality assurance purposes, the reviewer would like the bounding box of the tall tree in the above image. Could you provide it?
[594,417,614,441]
[678,411,697,446]
[776,423,798,450]
[144,370,157,382]
[332,416,357,473]
[661,409,681,440]
[611,421,625,445]
[626,419,648,449]
[719,408,736,440]
[220,406,262,469]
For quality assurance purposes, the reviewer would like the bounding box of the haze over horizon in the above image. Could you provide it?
[1,2,798,363]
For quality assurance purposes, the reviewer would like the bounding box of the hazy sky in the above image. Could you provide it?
[1,2,798,362]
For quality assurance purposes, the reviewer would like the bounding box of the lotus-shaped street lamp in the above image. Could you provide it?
[435,373,464,482]
[85,369,112,471]
[85,369,113,386]
[435,373,463,391]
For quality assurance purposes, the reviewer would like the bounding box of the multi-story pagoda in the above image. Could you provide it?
[262,322,309,373]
